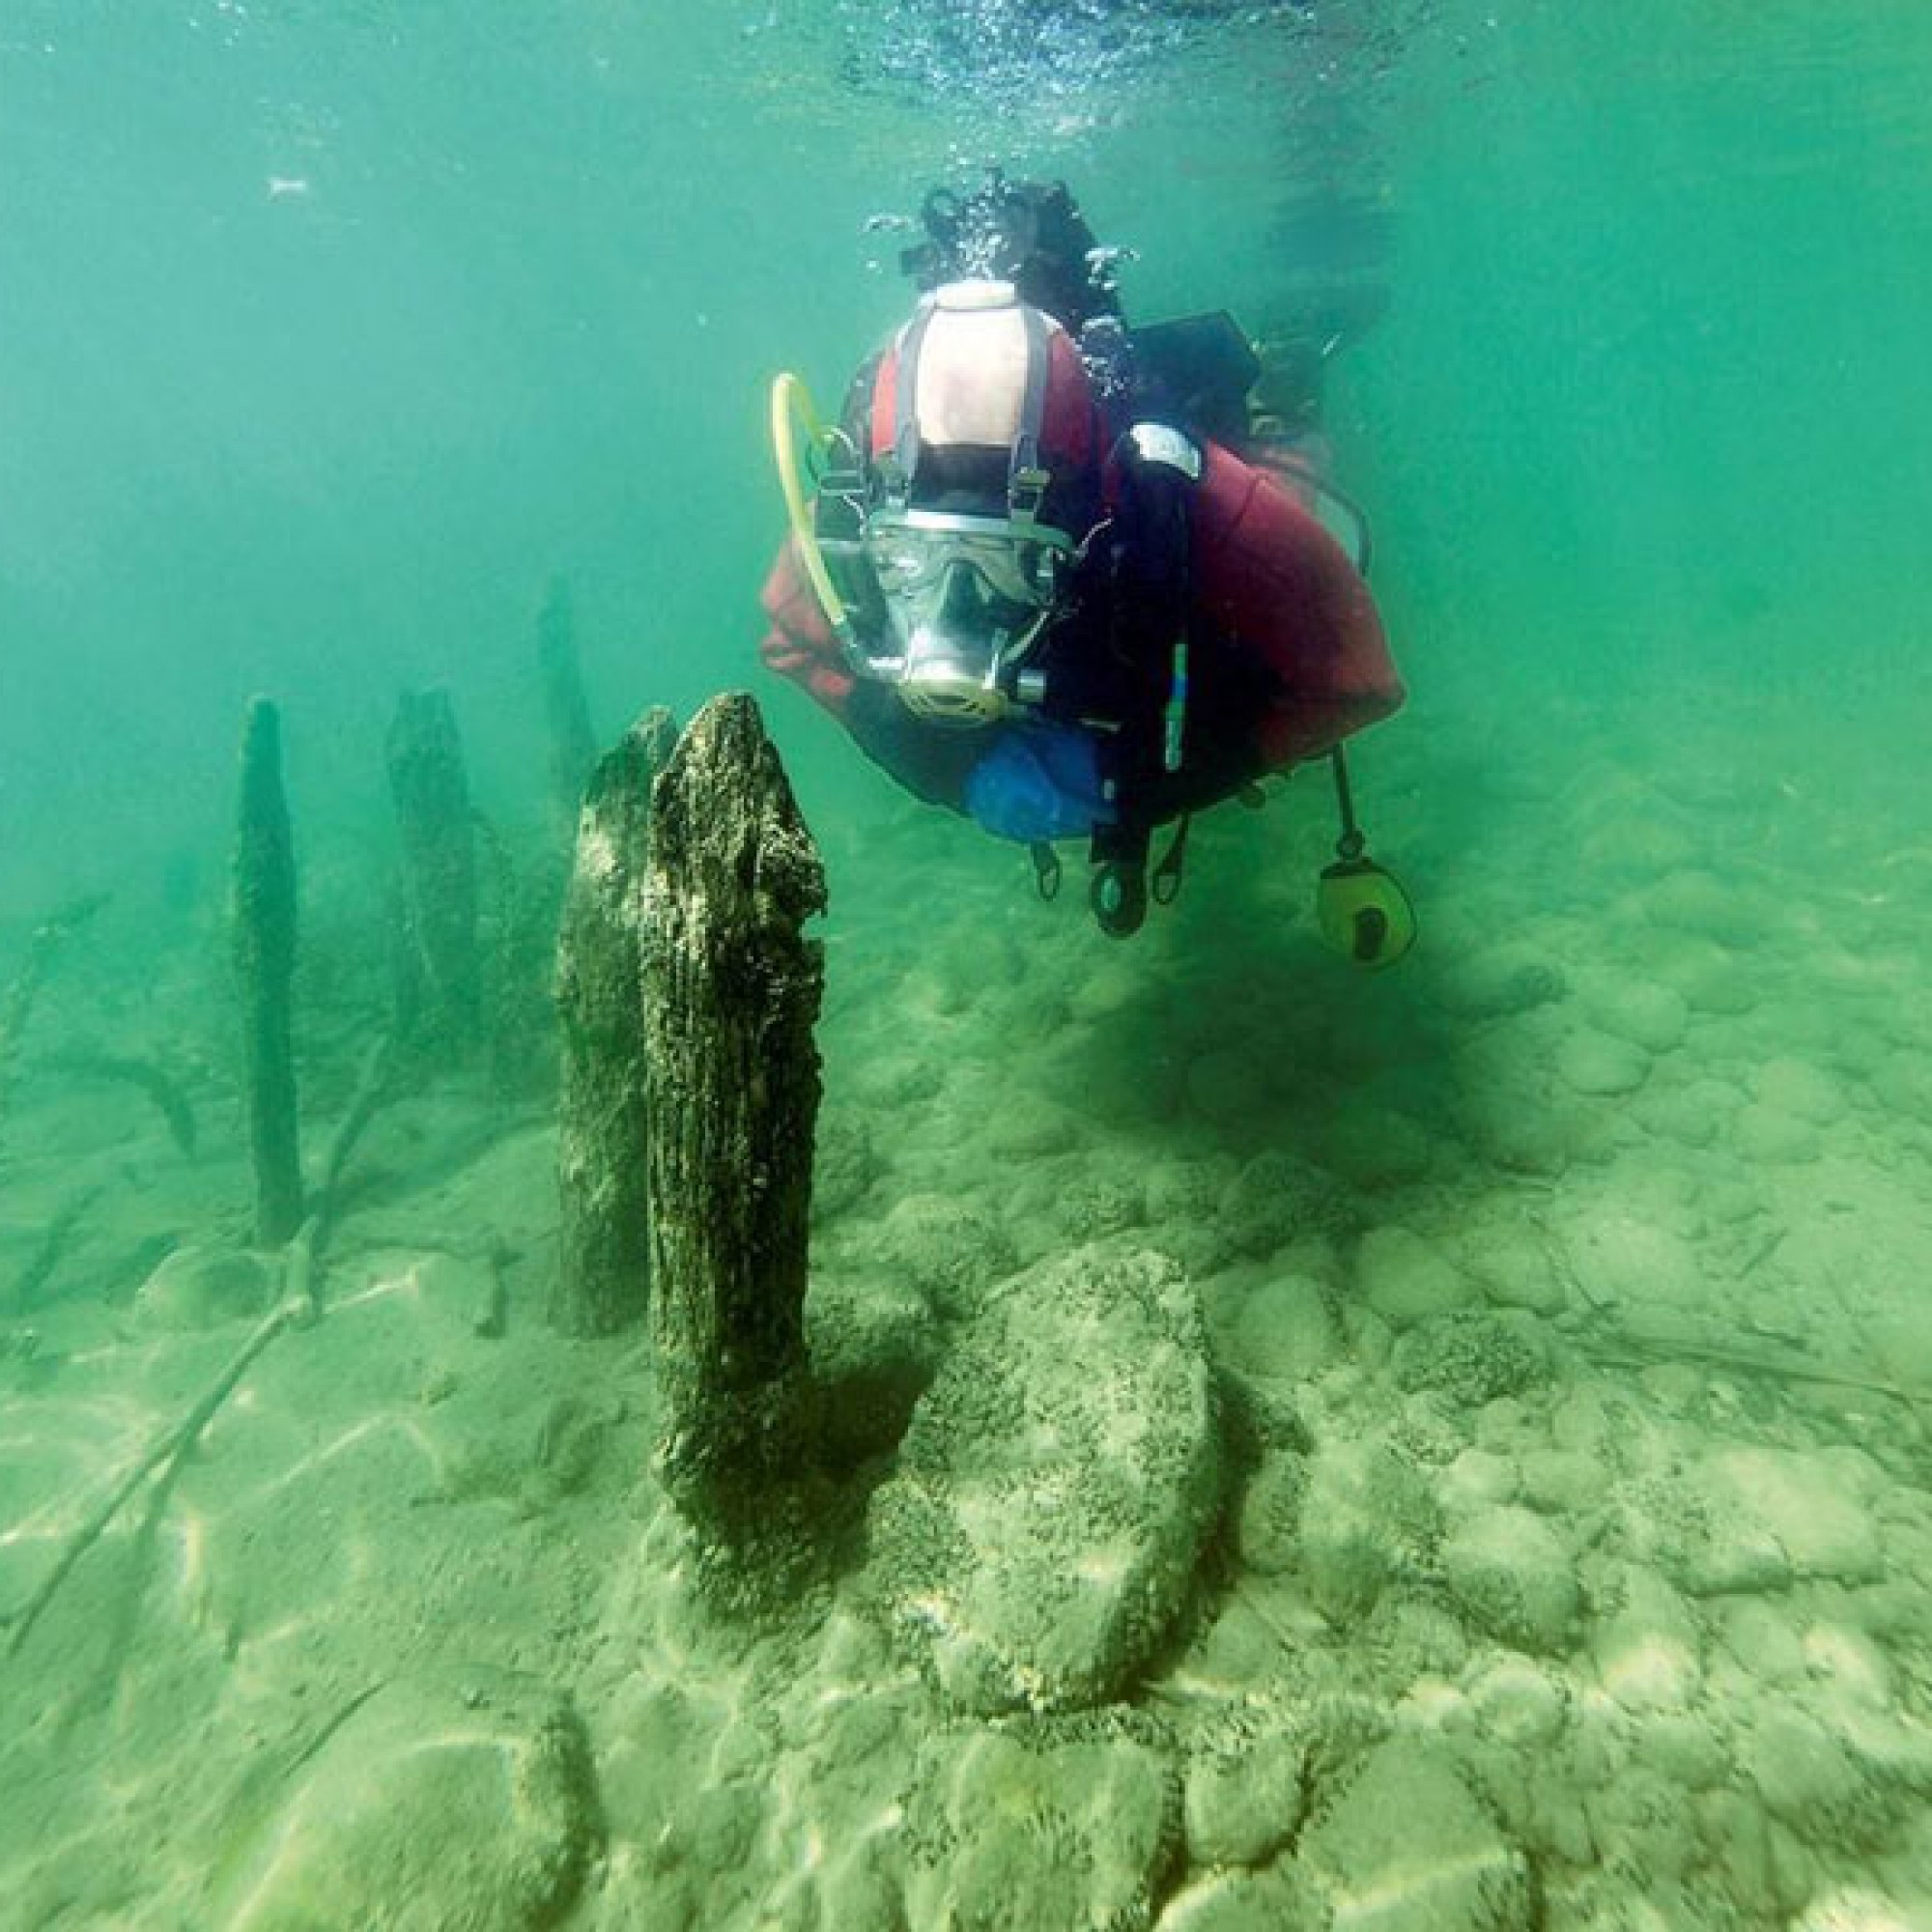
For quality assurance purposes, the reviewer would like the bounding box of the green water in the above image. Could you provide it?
[6,4,1932,1928]
[8,1,1924,893]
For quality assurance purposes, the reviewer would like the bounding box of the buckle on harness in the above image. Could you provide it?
[1008,464,1049,525]
[1151,814,1191,906]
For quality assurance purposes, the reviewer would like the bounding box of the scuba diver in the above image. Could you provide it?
[763,173,1413,952]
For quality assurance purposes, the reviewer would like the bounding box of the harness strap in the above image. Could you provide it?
[892,302,936,498]
[1009,303,1052,521]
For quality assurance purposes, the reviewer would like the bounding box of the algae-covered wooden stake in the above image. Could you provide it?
[641,694,825,1535]
[233,696,304,1248]
[552,705,678,1338]
[385,688,482,1058]
[537,577,599,839]
[0,893,107,1141]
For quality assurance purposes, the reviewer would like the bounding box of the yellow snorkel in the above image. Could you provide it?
[770,373,859,655]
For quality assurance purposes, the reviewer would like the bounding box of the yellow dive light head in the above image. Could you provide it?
[1317,857,1416,969]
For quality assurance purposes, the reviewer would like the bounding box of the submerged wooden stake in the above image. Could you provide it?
[537,576,599,840]
[385,688,482,1057]
[641,694,825,1534]
[233,696,304,1247]
[0,894,107,1140]
[552,705,678,1337]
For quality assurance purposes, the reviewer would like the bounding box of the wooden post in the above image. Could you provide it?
[233,697,304,1247]
[0,895,106,1143]
[641,694,825,1537]
[537,576,599,840]
[385,689,481,1058]
[552,706,678,1337]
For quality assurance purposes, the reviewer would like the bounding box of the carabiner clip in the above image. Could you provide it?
[1151,814,1191,906]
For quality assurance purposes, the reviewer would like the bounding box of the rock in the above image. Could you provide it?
[1146,1156,1236,1225]
[904,1730,1178,1932]
[1792,1893,1932,1932]
[1592,1566,1703,1715]
[1432,946,1566,1021]
[817,1840,910,1932]
[1661,1491,1795,1599]
[1466,1656,1569,1747]
[1440,1448,1520,1516]
[1353,1227,1478,1330]
[1186,1044,1280,1132]
[1184,1724,1306,1868]
[1453,1070,1603,1178]
[866,1245,1221,1714]
[846,1046,942,1112]
[805,1276,939,1468]
[1737,1706,1888,1848]
[1045,1171,1148,1243]
[1233,1453,1304,1576]
[1872,1049,1932,1126]
[1318,1102,1435,1191]
[1574,792,1698,878]
[1154,1865,1328,1930]
[1554,1027,1650,1098]
[1218,1152,1351,1261]
[860,1192,1018,1320]
[1517,1448,1607,1514]
[1556,1207,1706,1339]
[1717,1597,1808,1684]
[1643,1712,1734,1793]
[1065,955,1145,1025]
[1390,1311,1548,1406]
[1441,1505,1581,1654]
[1705,1446,1884,1584]
[1293,1437,1440,1624]
[811,1111,879,1225]
[1459,1223,1569,1317]
[1802,1621,1896,1712]
[529,1393,616,1495]
[1733,1103,1821,1164]
[1649,932,1758,1015]
[1753,1056,1845,1124]
[982,1090,1084,1158]
[1301,1736,1534,1930]
[1143,1156,1241,1273]
[1632,1075,1740,1151]
[1225,1273,1347,1381]
[132,1243,277,1331]
[1587,979,1689,1055]
[219,1668,598,1931]
[1641,867,1764,937]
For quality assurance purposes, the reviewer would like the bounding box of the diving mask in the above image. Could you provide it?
[861,508,1074,725]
